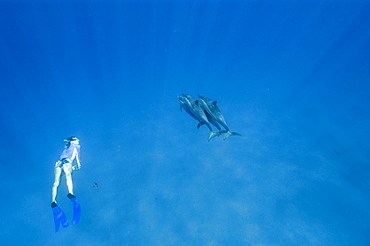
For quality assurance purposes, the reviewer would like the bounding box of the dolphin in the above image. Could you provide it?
[178,96,199,122]
[194,100,228,141]
[194,101,223,130]
[181,94,213,131]
[179,95,222,141]
[197,95,241,140]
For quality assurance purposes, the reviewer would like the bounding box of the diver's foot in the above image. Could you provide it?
[51,202,58,208]
[67,193,76,199]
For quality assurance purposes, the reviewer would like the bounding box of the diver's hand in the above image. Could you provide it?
[73,165,81,170]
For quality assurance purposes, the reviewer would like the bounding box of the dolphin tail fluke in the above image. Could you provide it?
[208,131,222,141]
[223,131,241,140]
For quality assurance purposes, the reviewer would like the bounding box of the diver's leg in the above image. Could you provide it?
[68,194,81,224]
[52,167,62,202]
[63,162,81,224]
[51,202,69,232]
[62,162,74,195]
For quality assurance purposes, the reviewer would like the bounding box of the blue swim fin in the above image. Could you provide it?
[68,194,81,225]
[51,202,69,233]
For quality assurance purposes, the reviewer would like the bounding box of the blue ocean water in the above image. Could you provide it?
[0,0,369,245]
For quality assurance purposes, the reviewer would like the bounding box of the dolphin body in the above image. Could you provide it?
[195,101,223,131]
[178,94,223,141]
[178,96,199,122]
[196,101,227,141]
[197,95,241,140]
[181,94,213,131]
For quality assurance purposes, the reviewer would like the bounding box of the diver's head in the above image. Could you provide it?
[66,136,79,142]
[64,136,80,147]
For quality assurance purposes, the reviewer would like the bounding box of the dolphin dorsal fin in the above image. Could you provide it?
[213,101,218,105]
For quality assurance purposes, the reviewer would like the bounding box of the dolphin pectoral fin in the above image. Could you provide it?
[223,131,241,140]
[208,131,221,141]
[197,122,205,129]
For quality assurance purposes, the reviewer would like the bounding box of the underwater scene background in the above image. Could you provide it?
[0,0,369,245]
